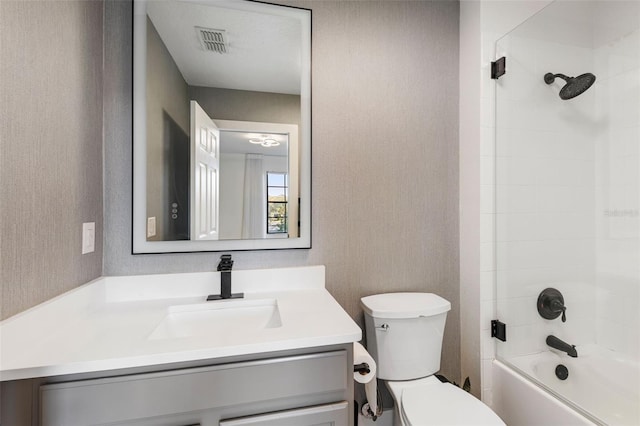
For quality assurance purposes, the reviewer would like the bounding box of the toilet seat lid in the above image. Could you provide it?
[401,383,505,425]
[361,293,451,319]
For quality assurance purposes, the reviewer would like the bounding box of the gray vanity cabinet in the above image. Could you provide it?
[39,350,351,426]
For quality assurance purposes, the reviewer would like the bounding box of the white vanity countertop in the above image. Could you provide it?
[0,266,361,382]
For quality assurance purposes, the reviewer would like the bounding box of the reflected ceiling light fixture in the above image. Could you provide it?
[249,136,280,147]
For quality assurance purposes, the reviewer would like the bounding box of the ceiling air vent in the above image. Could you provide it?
[195,27,228,54]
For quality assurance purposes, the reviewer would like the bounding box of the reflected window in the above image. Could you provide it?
[267,172,288,234]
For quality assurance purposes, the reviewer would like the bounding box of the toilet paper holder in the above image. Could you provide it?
[354,362,371,375]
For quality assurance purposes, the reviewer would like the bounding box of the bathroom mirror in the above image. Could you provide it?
[133,0,311,253]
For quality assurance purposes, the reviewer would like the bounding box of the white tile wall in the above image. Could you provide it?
[594,27,640,360]
[478,0,640,406]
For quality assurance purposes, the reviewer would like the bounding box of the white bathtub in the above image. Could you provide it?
[492,345,639,426]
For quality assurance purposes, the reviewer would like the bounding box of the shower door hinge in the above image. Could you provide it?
[491,57,506,79]
[491,319,507,342]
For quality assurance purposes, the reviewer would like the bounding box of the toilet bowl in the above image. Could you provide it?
[386,376,504,426]
[361,293,505,426]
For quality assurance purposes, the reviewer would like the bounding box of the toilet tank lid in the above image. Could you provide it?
[361,293,451,319]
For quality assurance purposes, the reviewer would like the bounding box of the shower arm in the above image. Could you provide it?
[544,73,571,84]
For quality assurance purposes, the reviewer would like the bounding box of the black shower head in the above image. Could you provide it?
[544,72,596,100]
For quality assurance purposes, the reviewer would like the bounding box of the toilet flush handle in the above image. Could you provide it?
[376,323,389,332]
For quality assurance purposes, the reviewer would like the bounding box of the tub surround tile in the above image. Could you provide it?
[481,329,496,360]
[480,271,496,302]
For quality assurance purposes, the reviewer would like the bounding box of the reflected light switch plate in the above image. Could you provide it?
[82,222,95,254]
[147,217,156,238]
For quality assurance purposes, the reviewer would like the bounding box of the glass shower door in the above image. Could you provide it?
[493,1,639,424]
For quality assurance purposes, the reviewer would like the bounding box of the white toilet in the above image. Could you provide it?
[361,292,505,426]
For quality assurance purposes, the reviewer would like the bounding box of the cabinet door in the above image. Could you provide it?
[220,402,348,426]
[40,351,348,426]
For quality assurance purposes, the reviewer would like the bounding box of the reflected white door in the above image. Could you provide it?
[190,100,219,240]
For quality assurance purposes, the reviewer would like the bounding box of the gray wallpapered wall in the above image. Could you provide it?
[0,1,104,320]
[104,0,460,381]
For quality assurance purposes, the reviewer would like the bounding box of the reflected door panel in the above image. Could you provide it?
[191,100,219,240]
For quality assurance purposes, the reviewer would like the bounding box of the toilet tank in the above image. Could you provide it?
[361,293,451,380]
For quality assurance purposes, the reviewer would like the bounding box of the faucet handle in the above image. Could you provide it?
[217,254,233,271]
[550,299,567,322]
[537,288,567,322]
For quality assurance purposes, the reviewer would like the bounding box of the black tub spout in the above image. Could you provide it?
[546,335,578,358]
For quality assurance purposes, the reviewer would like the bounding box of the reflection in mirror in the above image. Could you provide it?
[133,0,311,253]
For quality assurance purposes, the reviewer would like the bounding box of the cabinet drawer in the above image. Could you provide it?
[40,351,347,426]
[220,401,349,426]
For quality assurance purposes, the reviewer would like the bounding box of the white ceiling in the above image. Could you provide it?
[146,0,303,94]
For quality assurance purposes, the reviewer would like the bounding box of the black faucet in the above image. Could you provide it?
[206,255,244,300]
[546,335,578,358]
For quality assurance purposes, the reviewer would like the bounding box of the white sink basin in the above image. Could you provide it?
[148,298,282,340]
